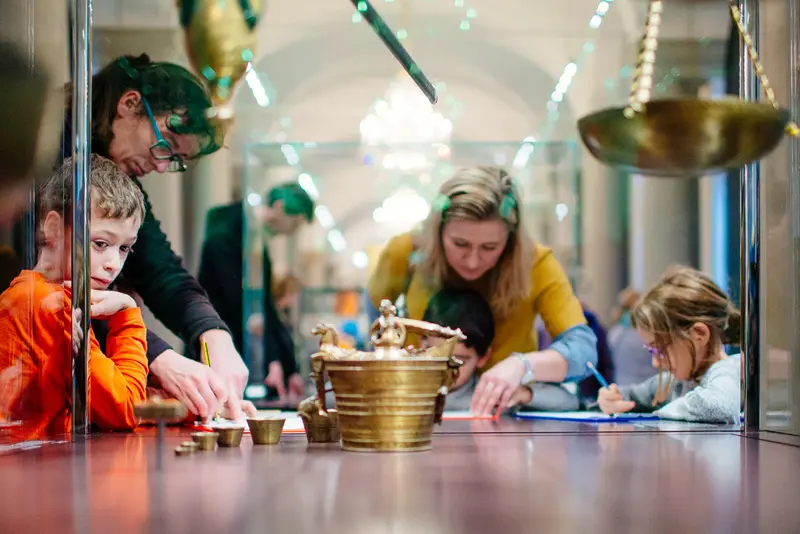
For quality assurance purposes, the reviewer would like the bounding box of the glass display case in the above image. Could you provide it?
[241,140,582,384]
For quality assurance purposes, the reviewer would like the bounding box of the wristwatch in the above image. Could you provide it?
[513,353,535,385]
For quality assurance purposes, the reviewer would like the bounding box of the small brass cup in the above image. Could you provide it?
[216,427,245,448]
[247,418,285,445]
[191,432,219,451]
[175,446,194,457]
[302,409,341,443]
[180,441,200,453]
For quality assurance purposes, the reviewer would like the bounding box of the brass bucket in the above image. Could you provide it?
[327,359,455,452]
[306,300,463,452]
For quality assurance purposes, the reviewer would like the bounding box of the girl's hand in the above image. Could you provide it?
[597,384,636,415]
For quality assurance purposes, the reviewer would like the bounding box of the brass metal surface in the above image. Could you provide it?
[180,441,200,453]
[299,397,341,443]
[247,418,285,445]
[309,300,463,452]
[216,427,245,448]
[577,0,797,175]
[174,446,194,456]
[578,99,790,176]
[190,432,218,451]
[178,0,263,121]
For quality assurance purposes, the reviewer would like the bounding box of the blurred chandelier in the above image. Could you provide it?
[360,73,452,171]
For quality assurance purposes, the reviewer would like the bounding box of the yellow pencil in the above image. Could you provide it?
[201,341,219,420]
[201,340,211,367]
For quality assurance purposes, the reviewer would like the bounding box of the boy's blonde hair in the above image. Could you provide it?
[630,266,740,403]
[417,166,533,319]
[39,154,145,225]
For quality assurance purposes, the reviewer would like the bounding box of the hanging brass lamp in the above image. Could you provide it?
[577,0,798,177]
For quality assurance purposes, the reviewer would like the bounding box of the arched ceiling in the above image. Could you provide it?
[231,15,582,151]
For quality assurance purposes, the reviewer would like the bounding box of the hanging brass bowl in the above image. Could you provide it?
[578,99,790,177]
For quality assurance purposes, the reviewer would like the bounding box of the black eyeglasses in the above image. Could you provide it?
[143,98,187,173]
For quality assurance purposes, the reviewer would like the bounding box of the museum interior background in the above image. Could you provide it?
[2,0,799,436]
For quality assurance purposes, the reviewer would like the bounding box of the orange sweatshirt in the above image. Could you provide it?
[0,271,148,442]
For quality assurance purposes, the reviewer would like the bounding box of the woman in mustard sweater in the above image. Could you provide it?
[367,167,597,416]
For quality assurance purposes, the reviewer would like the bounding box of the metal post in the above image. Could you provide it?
[739,0,760,432]
[789,0,800,435]
[70,0,92,436]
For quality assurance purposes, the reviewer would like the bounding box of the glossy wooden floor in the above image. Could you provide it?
[1,419,798,534]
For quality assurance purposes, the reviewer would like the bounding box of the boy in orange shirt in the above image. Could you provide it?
[0,154,148,441]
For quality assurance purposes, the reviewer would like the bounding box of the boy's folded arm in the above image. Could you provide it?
[86,308,148,430]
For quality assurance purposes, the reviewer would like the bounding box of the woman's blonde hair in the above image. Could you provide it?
[630,266,740,403]
[417,166,533,319]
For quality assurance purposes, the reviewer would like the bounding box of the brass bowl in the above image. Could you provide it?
[301,409,341,444]
[577,98,790,177]
[326,359,451,452]
[180,441,200,453]
[247,418,285,445]
[190,432,218,451]
[216,427,245,448]
[174,446,195,457]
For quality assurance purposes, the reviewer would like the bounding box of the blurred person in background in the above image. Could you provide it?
[607,288,654,385]
[198,183,314,402]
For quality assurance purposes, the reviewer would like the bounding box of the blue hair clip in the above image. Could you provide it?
[499,193,517,220]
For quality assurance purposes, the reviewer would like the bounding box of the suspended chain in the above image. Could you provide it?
[625,0,663,118]
[730,2,799,136]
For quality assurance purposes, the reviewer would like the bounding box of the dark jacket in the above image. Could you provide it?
[577,307,614,400]
[196,203,297,377]
[12,112,230,362]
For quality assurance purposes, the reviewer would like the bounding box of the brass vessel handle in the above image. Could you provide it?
[395,317,467,341]
[625,0,663,118]
[729,2,799,136]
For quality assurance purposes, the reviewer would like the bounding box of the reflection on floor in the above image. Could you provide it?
[0,420,798,533]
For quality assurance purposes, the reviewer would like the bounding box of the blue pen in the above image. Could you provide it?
[586,362,610,389]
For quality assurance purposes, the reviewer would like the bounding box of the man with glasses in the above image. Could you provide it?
[12,54,254,421]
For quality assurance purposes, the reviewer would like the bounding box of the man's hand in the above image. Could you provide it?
[287,373,306,399]
[219,399,258,421]
[200,329,249,420]
[149,349,229,418]
[264,361,286,398]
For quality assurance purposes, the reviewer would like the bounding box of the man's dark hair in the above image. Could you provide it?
[266,182,314,222]
[423,288,495,356]
[67,53,224,160]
